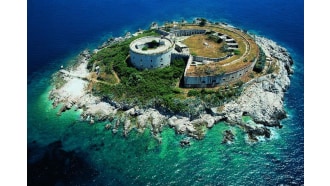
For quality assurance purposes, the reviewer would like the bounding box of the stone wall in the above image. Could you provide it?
[192,55,231,63]
[130,49,173,70]
[171,52,190,61]
[183,58,257,88]
[156,29,170,36]
[172,29,206,37]
[129,37,174,70]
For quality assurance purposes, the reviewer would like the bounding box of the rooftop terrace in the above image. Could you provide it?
[130,36,174,55]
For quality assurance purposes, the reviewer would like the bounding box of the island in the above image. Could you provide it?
[49,18,293,145]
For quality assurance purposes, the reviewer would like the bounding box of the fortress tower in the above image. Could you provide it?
[129,36,174,70]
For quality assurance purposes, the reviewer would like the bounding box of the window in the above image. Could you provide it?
[161,64,163,66]
[202,81,205,83]
[161,58,163,61]
[223,78,226,81]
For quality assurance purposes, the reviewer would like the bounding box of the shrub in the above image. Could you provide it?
[267,65,275,74]
[234,50,241,55]
[253,46,266,73]
[221,43,228,52]
[199,18,207,27]
[142,46,148,51]
[201,88,215,95]
[187,89,200,97]
[234,80,244,87]
[172,87,182,94]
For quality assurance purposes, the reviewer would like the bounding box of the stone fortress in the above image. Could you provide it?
[129,36,174,69]
[129,19,259,88]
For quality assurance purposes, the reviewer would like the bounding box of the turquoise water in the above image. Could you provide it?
[28,77,302,185]
[28,0,303,185]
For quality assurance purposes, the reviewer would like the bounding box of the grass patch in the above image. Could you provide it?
[85,25,260,115]
[183,35,228,58]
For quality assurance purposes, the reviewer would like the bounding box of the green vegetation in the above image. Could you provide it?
[86,26,256,115]
[207,34,222,43]
[191,52,197,56]
[267,65,275,74]
[253,46,266,73]
[88,31,190,113]
[143,40,160,50]
[199,18,207,27]
[233,49,241,55]
[249,72,255,78]
[221,43,229,52]
[187,83,244,108]
[266,61,279,74]
[87,29,159,72]
[183,34,228,58]
[187,89,200,97]
[193,122,207,139]
[142,46,148,51]
[150,40,158,46]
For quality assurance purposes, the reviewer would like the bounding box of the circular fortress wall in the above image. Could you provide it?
[129,36,174,70]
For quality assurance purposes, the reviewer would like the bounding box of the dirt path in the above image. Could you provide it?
[112,71,120,84]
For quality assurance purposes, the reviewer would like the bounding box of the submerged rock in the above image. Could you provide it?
[180,138,191,147]
[241,122,271,142]
[48,30,292,145]
[222,130,235,144]
[220,36,292,128]
[104,124,111,130]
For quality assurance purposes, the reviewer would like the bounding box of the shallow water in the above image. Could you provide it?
[28,0,304,185]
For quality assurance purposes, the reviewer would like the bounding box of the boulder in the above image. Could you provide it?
[123,119,131,137]
[180,139,191,147]
[222,130,235,144]
[104,124,111,130]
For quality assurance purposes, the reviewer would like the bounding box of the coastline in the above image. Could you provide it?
[48,28,293,145]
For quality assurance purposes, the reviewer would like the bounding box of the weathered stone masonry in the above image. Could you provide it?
[129,26,257,87]
[129,36,174,69]
[183,57,257,88]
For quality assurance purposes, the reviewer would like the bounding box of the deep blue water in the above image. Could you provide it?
[28,0,304,185]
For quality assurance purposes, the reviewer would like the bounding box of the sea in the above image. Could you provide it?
[27,0,304,185]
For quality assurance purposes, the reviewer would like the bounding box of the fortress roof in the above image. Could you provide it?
[130,36,174,55]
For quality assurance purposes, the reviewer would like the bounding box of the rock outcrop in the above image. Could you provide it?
[219,36,292,127]
[49,34,293,145]
[222,130,235,144]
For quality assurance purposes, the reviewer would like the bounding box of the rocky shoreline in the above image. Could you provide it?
[49,34,293,145]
